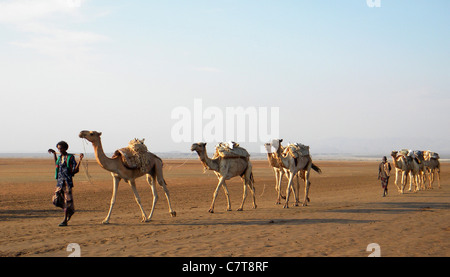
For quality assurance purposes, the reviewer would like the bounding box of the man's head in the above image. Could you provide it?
[56,141,69,154]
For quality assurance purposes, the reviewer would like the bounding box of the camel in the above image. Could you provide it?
[79,130,176,224]
[264,139,301,205]
[267,141,321,208]
[190,142,256,213]
[390,151,420,193]
[423,153,441,189]
[416,151,431,190]
[407,156,422,192]
[390,151,409,193]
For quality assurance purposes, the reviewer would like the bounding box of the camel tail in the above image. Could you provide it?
[312,163,322,174]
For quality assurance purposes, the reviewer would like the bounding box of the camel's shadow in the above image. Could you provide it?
[325,201,449,215]
[154,217,376,227]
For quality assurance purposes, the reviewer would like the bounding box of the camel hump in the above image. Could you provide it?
[115,139,153,173]
[214,142,250,159]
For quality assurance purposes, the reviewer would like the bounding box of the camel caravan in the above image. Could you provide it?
[390,149,441,194]
[78,130,440,224]
[78,130,323,223]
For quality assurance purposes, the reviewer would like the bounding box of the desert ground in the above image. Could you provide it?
[0,157,448,257]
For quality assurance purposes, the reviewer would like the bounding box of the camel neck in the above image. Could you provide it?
[197,148,219,172]
[267,153,279,167]
[391,155,401,169]
[273,150,289,169]
[92,140,117,172]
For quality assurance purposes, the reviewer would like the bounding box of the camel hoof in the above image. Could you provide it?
[302,203,308,207]
[283,204,289,209]
[237,208,243,211]
[208,209,214,213]
[101,220,110,225]
[170,211,177,217]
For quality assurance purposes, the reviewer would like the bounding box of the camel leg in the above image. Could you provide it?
[145,175,158,221]
[412,174,418,192]
[426,169,432,189]
[394,169,401,192]
[293,173,300,206]
[421,172,426,190]
[413,174,419,192]
[154,171,176,217]
[418,173,422,190]
[303,170,311,206]
[238,179,248,211]
[431,170,436,188]
[410,172,416,192]
[221,182,232,211]
[284,174,295,208]
[400,172,406,194]
[416,175,421,192]
[274,168,279,202]
[249,175,257,209]
[275,170,283,204]
[128,180,148,222]
[418,172,423,190]
[436,170,441,189]
[209,177,225,213]
[103,174,120,224]
[416,174,421,192]
[408,172,413,192]
[281,171,288,199]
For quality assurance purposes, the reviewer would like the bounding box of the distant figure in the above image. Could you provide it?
[378,156,391,197]
[48,141,84,226]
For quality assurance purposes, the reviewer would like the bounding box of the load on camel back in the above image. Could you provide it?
[112,138,154,173]
[213,141,250,159]
[283,142,310,158]
[394,149,439,164]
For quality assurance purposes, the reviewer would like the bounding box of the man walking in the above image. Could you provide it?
[378,156,391,197]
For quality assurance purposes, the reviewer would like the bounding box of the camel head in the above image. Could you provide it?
[390,151,398,157]
[190,142,207,153]
[266,139,283,154]
[79,130,102,144]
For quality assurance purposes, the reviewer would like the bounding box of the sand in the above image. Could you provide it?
[0,158,448,257]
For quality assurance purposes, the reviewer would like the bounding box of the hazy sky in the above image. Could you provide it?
[0,0,449,155]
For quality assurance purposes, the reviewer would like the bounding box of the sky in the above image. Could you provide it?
[0,0,449,155]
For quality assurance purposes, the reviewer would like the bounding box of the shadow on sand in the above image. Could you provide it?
[0,209,98,221]
[325,201,449,215]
